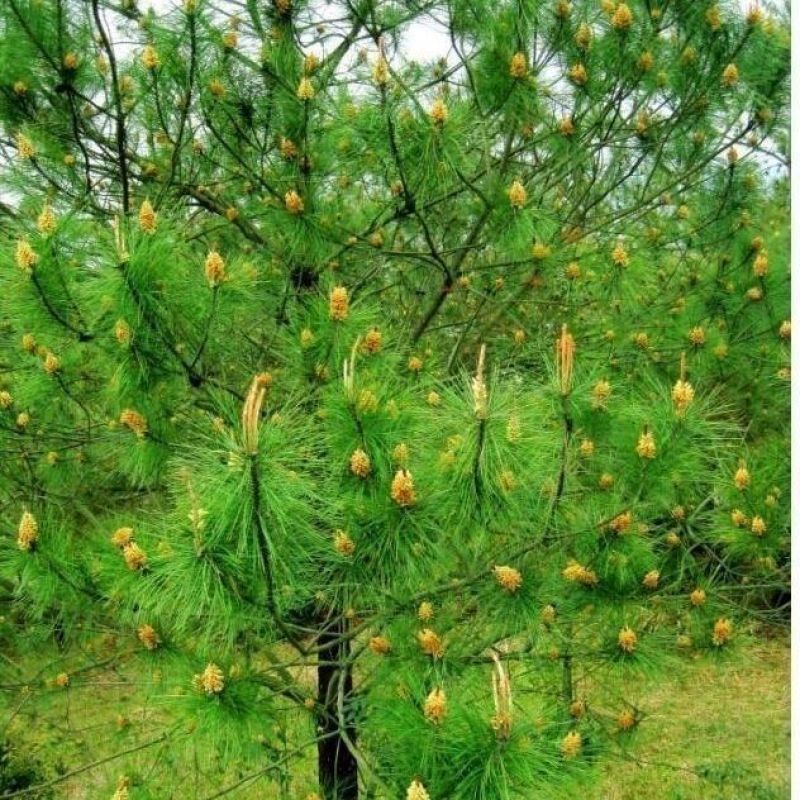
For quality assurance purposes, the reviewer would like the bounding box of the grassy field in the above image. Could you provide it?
[1,632,789,799]
[594,632,790,800]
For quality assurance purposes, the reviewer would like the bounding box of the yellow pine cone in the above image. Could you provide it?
[141,44,159,69]
[16,239,38,272]
[505,414,522,443]
[296,77,315,100]
[734,464,750,490]
[575,22,592,49]
[333,529,355,556]
[204,249,226,287]
[611,241,629,267]
[562,560,598,586]
[617,626,637,653]
[712,618,732,646]
[37,204,56,234]
[349,448,371,478]
[329,286,349,320]
[417,601,434,622]
[112,777,130,800]
[688,326,706,346]
[417,628,444,658]
[490,711,512,740]
[555,0,572,18]
[499,470,517,492]
[746,5,764,25]
[393,442,410,466]
[642,570,660,589]
[636,430,656,459]
[609,511,632,534]
[690,588,706,606]
[541,604,557,625]
[195,663,225,694]
[42,351,61,375]
[561,730,582,758]
[17,511,38,551]
[422,390,440,408]
[119,409,148,437]
[357,390,378,413]
[123,542,148,571]
[507,179,526,208]
[423,687,447,724]
[665,531,681,548]
[569,699,585,718]
[722,63,739,87]
[372,57,389,86]
[138,199,157,233]
[369,635,391,655]
[706,4,722,30]
[16,132,35,159]
[280,137,297,159]
[137,624,160,650]
[592,379,611,406]
[391,469,416,507]
[731,508,748,528]
[285,189,304,214]
[559,115,575,136]
[407,780,430,800]
[617,709,636,731]
[111,527,134,548]
[493,565,523,593]
[671,379,695,414]
[363,327,382,353]
[509,51,527,78]
[430,98,448,125]
[611,2,633,29]
[115,319,132,346]
[569,63,588,85]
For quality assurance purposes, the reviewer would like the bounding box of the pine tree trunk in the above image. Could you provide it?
[317,620,359,800]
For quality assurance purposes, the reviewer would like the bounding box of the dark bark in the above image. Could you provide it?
[317,620,359,800]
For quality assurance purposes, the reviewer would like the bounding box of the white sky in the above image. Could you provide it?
[135,0,774,66]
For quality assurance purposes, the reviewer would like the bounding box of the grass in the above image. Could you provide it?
[0,632,789,799]
[593,631,790,800]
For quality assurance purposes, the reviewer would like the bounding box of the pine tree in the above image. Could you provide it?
[0,0,789,798]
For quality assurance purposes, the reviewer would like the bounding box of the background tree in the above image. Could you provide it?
[0,0,789,798]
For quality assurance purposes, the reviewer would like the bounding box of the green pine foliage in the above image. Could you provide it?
[0,0,789,797]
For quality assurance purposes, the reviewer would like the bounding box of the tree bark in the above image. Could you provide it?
[317,620,359,800]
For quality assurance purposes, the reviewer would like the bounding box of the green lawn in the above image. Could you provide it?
[594,633,790,800]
